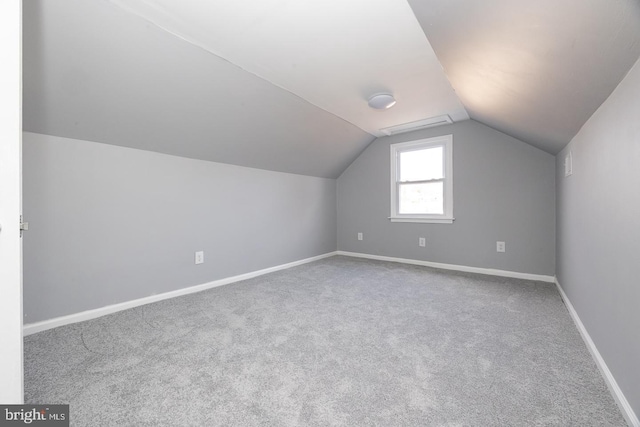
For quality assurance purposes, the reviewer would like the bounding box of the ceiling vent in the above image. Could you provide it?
[379,115,453,136]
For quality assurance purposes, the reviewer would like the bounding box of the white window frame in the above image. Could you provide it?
[389,135,454,224]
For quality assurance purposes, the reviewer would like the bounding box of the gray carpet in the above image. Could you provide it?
[24,256,626,426]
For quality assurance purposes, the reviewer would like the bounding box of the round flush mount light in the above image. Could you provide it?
[368,93,397,110]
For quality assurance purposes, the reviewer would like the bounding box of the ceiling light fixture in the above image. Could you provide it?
[368,93,396,110]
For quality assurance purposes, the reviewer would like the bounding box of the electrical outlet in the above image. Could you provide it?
[195,251,204,264]
[357,232,363,241]
[496,241,505,253]
[419,237,426,247]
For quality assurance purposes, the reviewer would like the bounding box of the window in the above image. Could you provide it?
[390,135,453,223]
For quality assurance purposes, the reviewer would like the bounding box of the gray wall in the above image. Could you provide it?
[556,59,640,417]
[337,120,555,276]
[23,132,337,323]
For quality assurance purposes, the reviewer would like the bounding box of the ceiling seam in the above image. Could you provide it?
[106,0,376,138]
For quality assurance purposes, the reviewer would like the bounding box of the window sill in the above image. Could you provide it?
[389,217,455,224]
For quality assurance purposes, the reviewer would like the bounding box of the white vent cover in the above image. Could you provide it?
[379,115,453,136]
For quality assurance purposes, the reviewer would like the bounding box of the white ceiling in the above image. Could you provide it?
[108,0,469,137]
[22,0,640,177]
[409,0,640,153]
[22,0,375,178]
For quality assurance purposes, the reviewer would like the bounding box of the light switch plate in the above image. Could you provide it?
[564,152,572,177]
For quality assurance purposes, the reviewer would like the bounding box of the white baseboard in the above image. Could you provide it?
[555,278,639,427]
[336,251,555,283]
[23,251,338,336]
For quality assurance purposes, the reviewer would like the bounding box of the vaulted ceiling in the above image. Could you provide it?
[22,0,640,178]
[409,0,640,154]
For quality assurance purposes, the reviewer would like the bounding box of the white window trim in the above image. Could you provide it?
[389,135,454,224]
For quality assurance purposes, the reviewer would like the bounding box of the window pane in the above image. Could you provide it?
[399,182,443,214]
[399,146,443,182]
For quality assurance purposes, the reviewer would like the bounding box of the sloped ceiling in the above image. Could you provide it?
[408,0,640,154]
[23,0,640,177]
[22,0,466,179]
[108,0,469,136]
[22,0,375,178]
